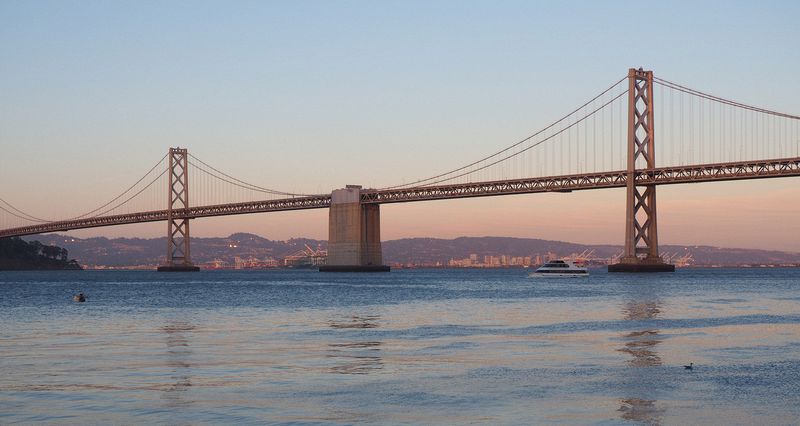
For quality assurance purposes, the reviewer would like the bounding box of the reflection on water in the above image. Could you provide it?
[618,398,666,423]
[622,300,662,321]
[618,296,665,425]
[327,315,383,374]
[327,341,383,374]
[619,330,663,367]
[328,315,380,329]
[161,320,194,407]
[619,300,664,367]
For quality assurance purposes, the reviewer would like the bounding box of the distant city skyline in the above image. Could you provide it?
[26,232,800,269]
[1,1,798,251]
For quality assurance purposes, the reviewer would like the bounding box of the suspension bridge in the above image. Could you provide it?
[2,68,799,271]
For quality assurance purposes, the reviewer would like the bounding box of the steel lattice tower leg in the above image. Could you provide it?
[158,147,199,272]
[609,68,674,272]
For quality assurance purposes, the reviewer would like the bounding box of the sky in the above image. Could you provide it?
[1,0,799,251]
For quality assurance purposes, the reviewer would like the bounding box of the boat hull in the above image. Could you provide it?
[529,272,589,278]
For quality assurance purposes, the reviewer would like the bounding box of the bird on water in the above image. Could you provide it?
[683,362,693,370]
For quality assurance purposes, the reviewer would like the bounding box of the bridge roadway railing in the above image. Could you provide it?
[1,157,798,238]
[361,157,800,204]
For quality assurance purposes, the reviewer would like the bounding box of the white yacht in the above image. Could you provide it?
[529,260,588,277]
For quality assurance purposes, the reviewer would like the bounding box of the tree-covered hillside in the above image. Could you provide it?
[0,237,82,270]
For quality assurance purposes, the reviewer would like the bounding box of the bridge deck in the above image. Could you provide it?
[1,157,798,238]
[362,157,800,204]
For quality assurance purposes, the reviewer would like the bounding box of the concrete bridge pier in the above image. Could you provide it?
[320,185,389,272]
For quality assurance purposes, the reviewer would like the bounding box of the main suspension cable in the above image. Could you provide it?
[407,88,629,187]
[188,154,315,197]
[67,153,169,220]
[90,168,168,217]
[654,77,800,120]
[0,197,50,223]
[380,75,628,190]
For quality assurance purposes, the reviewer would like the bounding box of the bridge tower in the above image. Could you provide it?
[609,68,675,272]
[319,185,389,272]
[157,147,200,272]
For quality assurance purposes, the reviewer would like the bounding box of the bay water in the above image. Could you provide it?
[1,268,799,424]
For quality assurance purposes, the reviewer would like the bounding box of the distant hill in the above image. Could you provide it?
[24,233,800,267]
[26,233,325,267]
